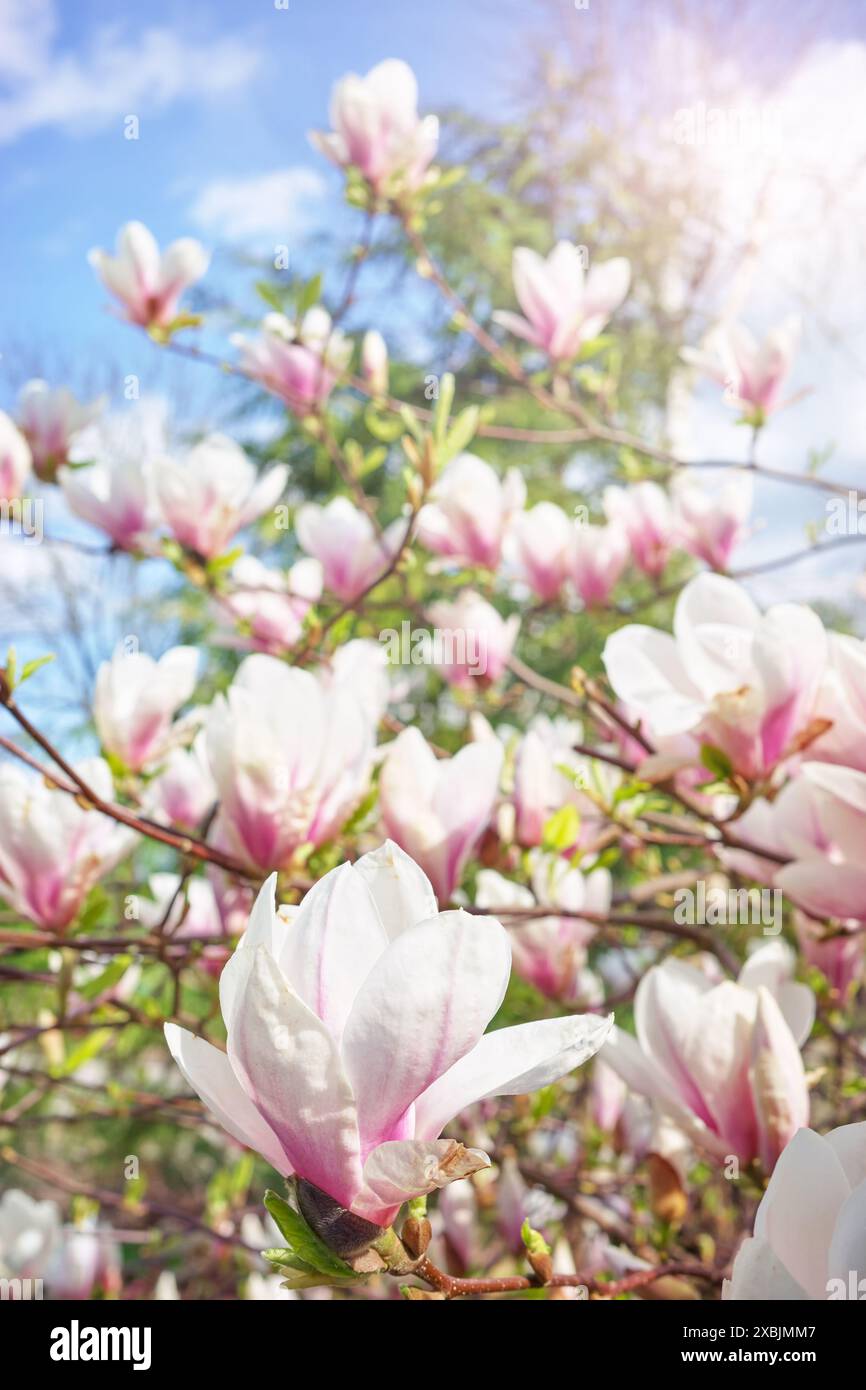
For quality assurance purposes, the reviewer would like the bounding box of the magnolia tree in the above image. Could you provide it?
[1,57,865,1304]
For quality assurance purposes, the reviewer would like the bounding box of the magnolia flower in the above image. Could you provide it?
[569,520,630,607]
[0,1192,120,1299]
[205,654,374,872]
[0,1189,59,1279]
[417,453,526,570]
[379,728,503,901]
[309,59,438,195]
[602,945,814,1170]
[17,380,103,482]
[591,1058,629,1133]
[0,759,132,930]
[88,221,209,329]
[361,329,389,395]
[512,716,621,850]
[505,502,573,601]
[233,307,351,415]
[155,435,288,560]
[0,410,32,501]
[682,314,801,422]
[321,638,393,729]
[811,631,866,773]
[164,842,611,1229]
[295,496,403,601]
[58,400,165,550]
[671,469,753,571]
[796,912,864,999]
[603,573,829,779]
[216,554,322,654]
[476,853,607,1005]
[144,736,216,830]
[603,482,674,579]
[493,242,630,360]
[426,591,519,688]
[93,645,198,773]
[728,762,866,924]
[724,1121,866,1300]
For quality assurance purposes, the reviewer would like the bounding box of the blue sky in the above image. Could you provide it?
[1,0,541,401]
[2,0,866,620]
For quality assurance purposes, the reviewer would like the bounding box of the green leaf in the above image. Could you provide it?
[255,280,285,313]
[440,405,480,463]
[364,403,403,443]
[297,272,323,316]
[18,653,56,686]
[55,1028,114,1078]
[541,804,581,853]
[699,743,734,782]
[432,372,455,444]
[263,1189,356,1280]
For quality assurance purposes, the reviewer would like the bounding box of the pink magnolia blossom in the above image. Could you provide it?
[0,410,31,501]
[682,314,801,422]
[205,654,374,872]
[505,502,573,601]
[88,221,209,329]
[729,762,866,923]
[476,852,608,1005]
[93,645,198,773]
[603,481,674,579]
[233,307,351,415]
[796,912,864,999]
[319,638,393,728]
[216,554,322,654]
[671,469,753,570]
[155,435,288,560]
[426,591,519,688]
[569,520,630,606]
[724,1121,866,1300]
[295,496,404,601]
[591,1058,629,1133]
[361,329,389,395]
[17,380,103,483]
[58,402,164,551]
[512,716,622,849]
[143,736,216,831]
[810,631,866,772]
[309,59,439,195]
[0,759,133,931]
[493,242,630,361]
[416,453,526,570]
[165,842,611,1228]
[603,573,829,778]
[379,727,503,901]
[602,944,814,1170]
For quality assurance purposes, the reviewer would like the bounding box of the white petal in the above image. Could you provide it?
[341,910,512,1149]
[414,1012,613,1142]
[164,1023,289,1175]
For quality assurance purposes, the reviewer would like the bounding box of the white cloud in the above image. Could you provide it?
[188,167,327,244]
[0,0,55,80]
[0,0,262,144]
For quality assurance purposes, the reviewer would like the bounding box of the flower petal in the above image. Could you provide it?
[163,1023,289,1175]
[352,839,438,938]
[414,1012,613,1142]
[226,946,363,1209]
[279,861,388,1039]
[342,910,511,1150]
